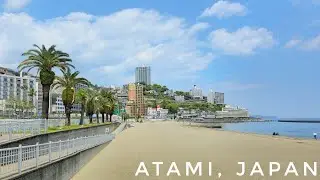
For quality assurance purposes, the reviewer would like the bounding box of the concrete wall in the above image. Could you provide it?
[8,142,109,180]
[0,123,119,149]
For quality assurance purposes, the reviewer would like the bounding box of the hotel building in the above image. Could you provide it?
[0,67,38,116]
[135,66,151,85]
[126,83,145,117]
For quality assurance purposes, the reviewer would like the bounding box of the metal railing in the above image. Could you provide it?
[0,120,45,142]
[0,118,106,142]
[0,133,115,178]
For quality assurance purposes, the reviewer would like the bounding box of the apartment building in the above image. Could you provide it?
[0,67,38,116]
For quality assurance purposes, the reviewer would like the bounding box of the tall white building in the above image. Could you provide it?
[135,66,151,85]
[0,67,38,116]
[207,89,215,104]
[190,85,203,99]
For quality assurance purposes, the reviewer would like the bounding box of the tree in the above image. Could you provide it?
[167,103,179,114]
[98,89,115,123]
[86,88,98,123]
[18,44,74,119]
[103,91,116,122]
[52,68,90,126]
[75,89,88,125]
[160,99,169,109]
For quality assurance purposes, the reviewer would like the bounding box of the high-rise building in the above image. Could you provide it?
[125,83,145,117]
[135,66,151,85]
[214,92,224,104]
[0,67,38,116]
[207,89,215,104]
[190,85,203,99]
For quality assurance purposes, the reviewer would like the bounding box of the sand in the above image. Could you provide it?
[72,121,320,180]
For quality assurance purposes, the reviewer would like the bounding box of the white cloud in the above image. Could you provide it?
[0,9,214,86]
[302,34,320,50]
[209,27,276,55]
[285,35,320,50]
[284,39,302,48]
[3,0,31,11]
[200,0,247,18]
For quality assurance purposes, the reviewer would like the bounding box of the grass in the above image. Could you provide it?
[47,122,112,133]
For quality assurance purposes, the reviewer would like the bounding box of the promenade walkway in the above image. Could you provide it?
[72,121,320,180]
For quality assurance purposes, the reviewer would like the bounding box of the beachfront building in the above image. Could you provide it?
[0,67,38,117]
[215,105,249,118]
[146,107,168,119]
[190,85,203,100]
[126,83,145,117]
[135,66,151,85]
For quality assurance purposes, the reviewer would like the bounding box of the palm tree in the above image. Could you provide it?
[18,45,74,119]
[86,88,98,123]
[97,94,107,123]
[75,89,88,125]
[52,68,90,126]
[106,99,116,122]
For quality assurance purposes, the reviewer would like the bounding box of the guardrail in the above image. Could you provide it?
[0,133,115,178]
[0,120,45,142]
[0,119,114,143]
[0,122,127,178]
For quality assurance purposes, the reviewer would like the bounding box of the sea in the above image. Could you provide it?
[222,120,320,139]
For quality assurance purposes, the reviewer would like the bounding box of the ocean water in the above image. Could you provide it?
[222,121,320,139]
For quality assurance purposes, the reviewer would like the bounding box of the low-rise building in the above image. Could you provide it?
[174,95,185,102]
[146,107,168,119]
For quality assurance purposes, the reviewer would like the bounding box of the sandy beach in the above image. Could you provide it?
[72,121,320,180]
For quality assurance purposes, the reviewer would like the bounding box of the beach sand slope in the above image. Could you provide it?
[72,121,320,180]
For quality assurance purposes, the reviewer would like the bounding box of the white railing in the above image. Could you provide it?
[0,120,45,142]
[0,133,115,178]
[0,119,101,142]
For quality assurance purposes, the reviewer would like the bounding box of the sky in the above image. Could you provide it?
[0,0,319,118]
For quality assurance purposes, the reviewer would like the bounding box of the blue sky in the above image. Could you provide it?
[0,0,319,118]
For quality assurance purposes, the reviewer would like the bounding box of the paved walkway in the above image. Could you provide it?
[72,121,320,180]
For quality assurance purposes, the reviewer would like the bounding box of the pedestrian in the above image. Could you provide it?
[313,132,317,140]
